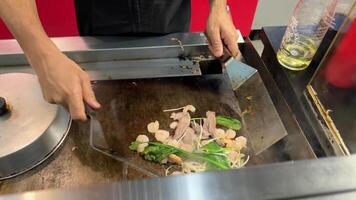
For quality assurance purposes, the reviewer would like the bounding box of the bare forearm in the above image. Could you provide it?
[0,0,101,120]
[209,0,227,11]
[0,0,59,69]
[205,0,239,58]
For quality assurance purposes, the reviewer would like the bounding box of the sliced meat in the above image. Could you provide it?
[191,122,210,138]
[173,112,191,139]
[170,112,183,121]
[206,111,216,134]
[180,143,194,152]
[202,119,209,134]
[155,130,170,142]
[182,127,196,145]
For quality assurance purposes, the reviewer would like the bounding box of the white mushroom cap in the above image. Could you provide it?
[226,129,236,139]
[224,139,233,147]
[155,130,170,142]
[147,121,159,133]
[235,136,247,148]
[214,128,225,138]
[169,121,178,129]
[226,136,247,151]
[136,134,149,143]
[183,105,196,113]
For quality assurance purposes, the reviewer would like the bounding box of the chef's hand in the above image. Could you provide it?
[205,1,240,58]
[0,0,100,121]
[33,51,101,121]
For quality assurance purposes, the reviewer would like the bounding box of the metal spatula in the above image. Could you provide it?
[85,104,158,177]
[85,104,112,152]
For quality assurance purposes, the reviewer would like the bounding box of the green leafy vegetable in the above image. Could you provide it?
[191,115,241,131]
[129,141,231,170]
[129,141,140,151]
[201,154,231,170]
[201,142,226,154]
[142,145,179,162]
[216,115,241,130]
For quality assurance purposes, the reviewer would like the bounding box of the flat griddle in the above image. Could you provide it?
[89,69,286,176]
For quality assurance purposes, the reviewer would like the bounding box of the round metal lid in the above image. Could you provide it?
[0,73,71,180]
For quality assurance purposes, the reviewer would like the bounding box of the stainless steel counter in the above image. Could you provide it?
[1,154,356,200]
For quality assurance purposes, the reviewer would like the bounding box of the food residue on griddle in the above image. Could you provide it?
[129,105,249,176]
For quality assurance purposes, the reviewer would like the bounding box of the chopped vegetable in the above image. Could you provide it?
[135,135,150,153]
[130,142,231,170]
[201,142,227,154]
[130,105,248,176]
[216,115,242,131]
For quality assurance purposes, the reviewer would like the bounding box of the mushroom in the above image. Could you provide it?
[147,121,159,133]
[219,129,237,146]
[136,134,149,143]
[214,128,225,138]
[137,143,148,153]
[155,130,170,142]
[213,129,226,146]
[226,129,236,139]
[226,136,247,151]
[183,105,196,113]
[224,139,233,147]
[136,134,149,153]
[235,136,247,148]
[168,154,183,165]
[169,121,178,129]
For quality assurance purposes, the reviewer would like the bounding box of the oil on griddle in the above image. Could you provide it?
[92,74,251,176]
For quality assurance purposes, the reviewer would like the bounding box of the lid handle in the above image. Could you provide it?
[0,97,9,116]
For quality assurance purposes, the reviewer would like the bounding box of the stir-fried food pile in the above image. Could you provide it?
[129,105,249,176]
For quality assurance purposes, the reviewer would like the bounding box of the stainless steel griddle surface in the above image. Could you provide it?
[91,74,245,176]
[90,74,304,175]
